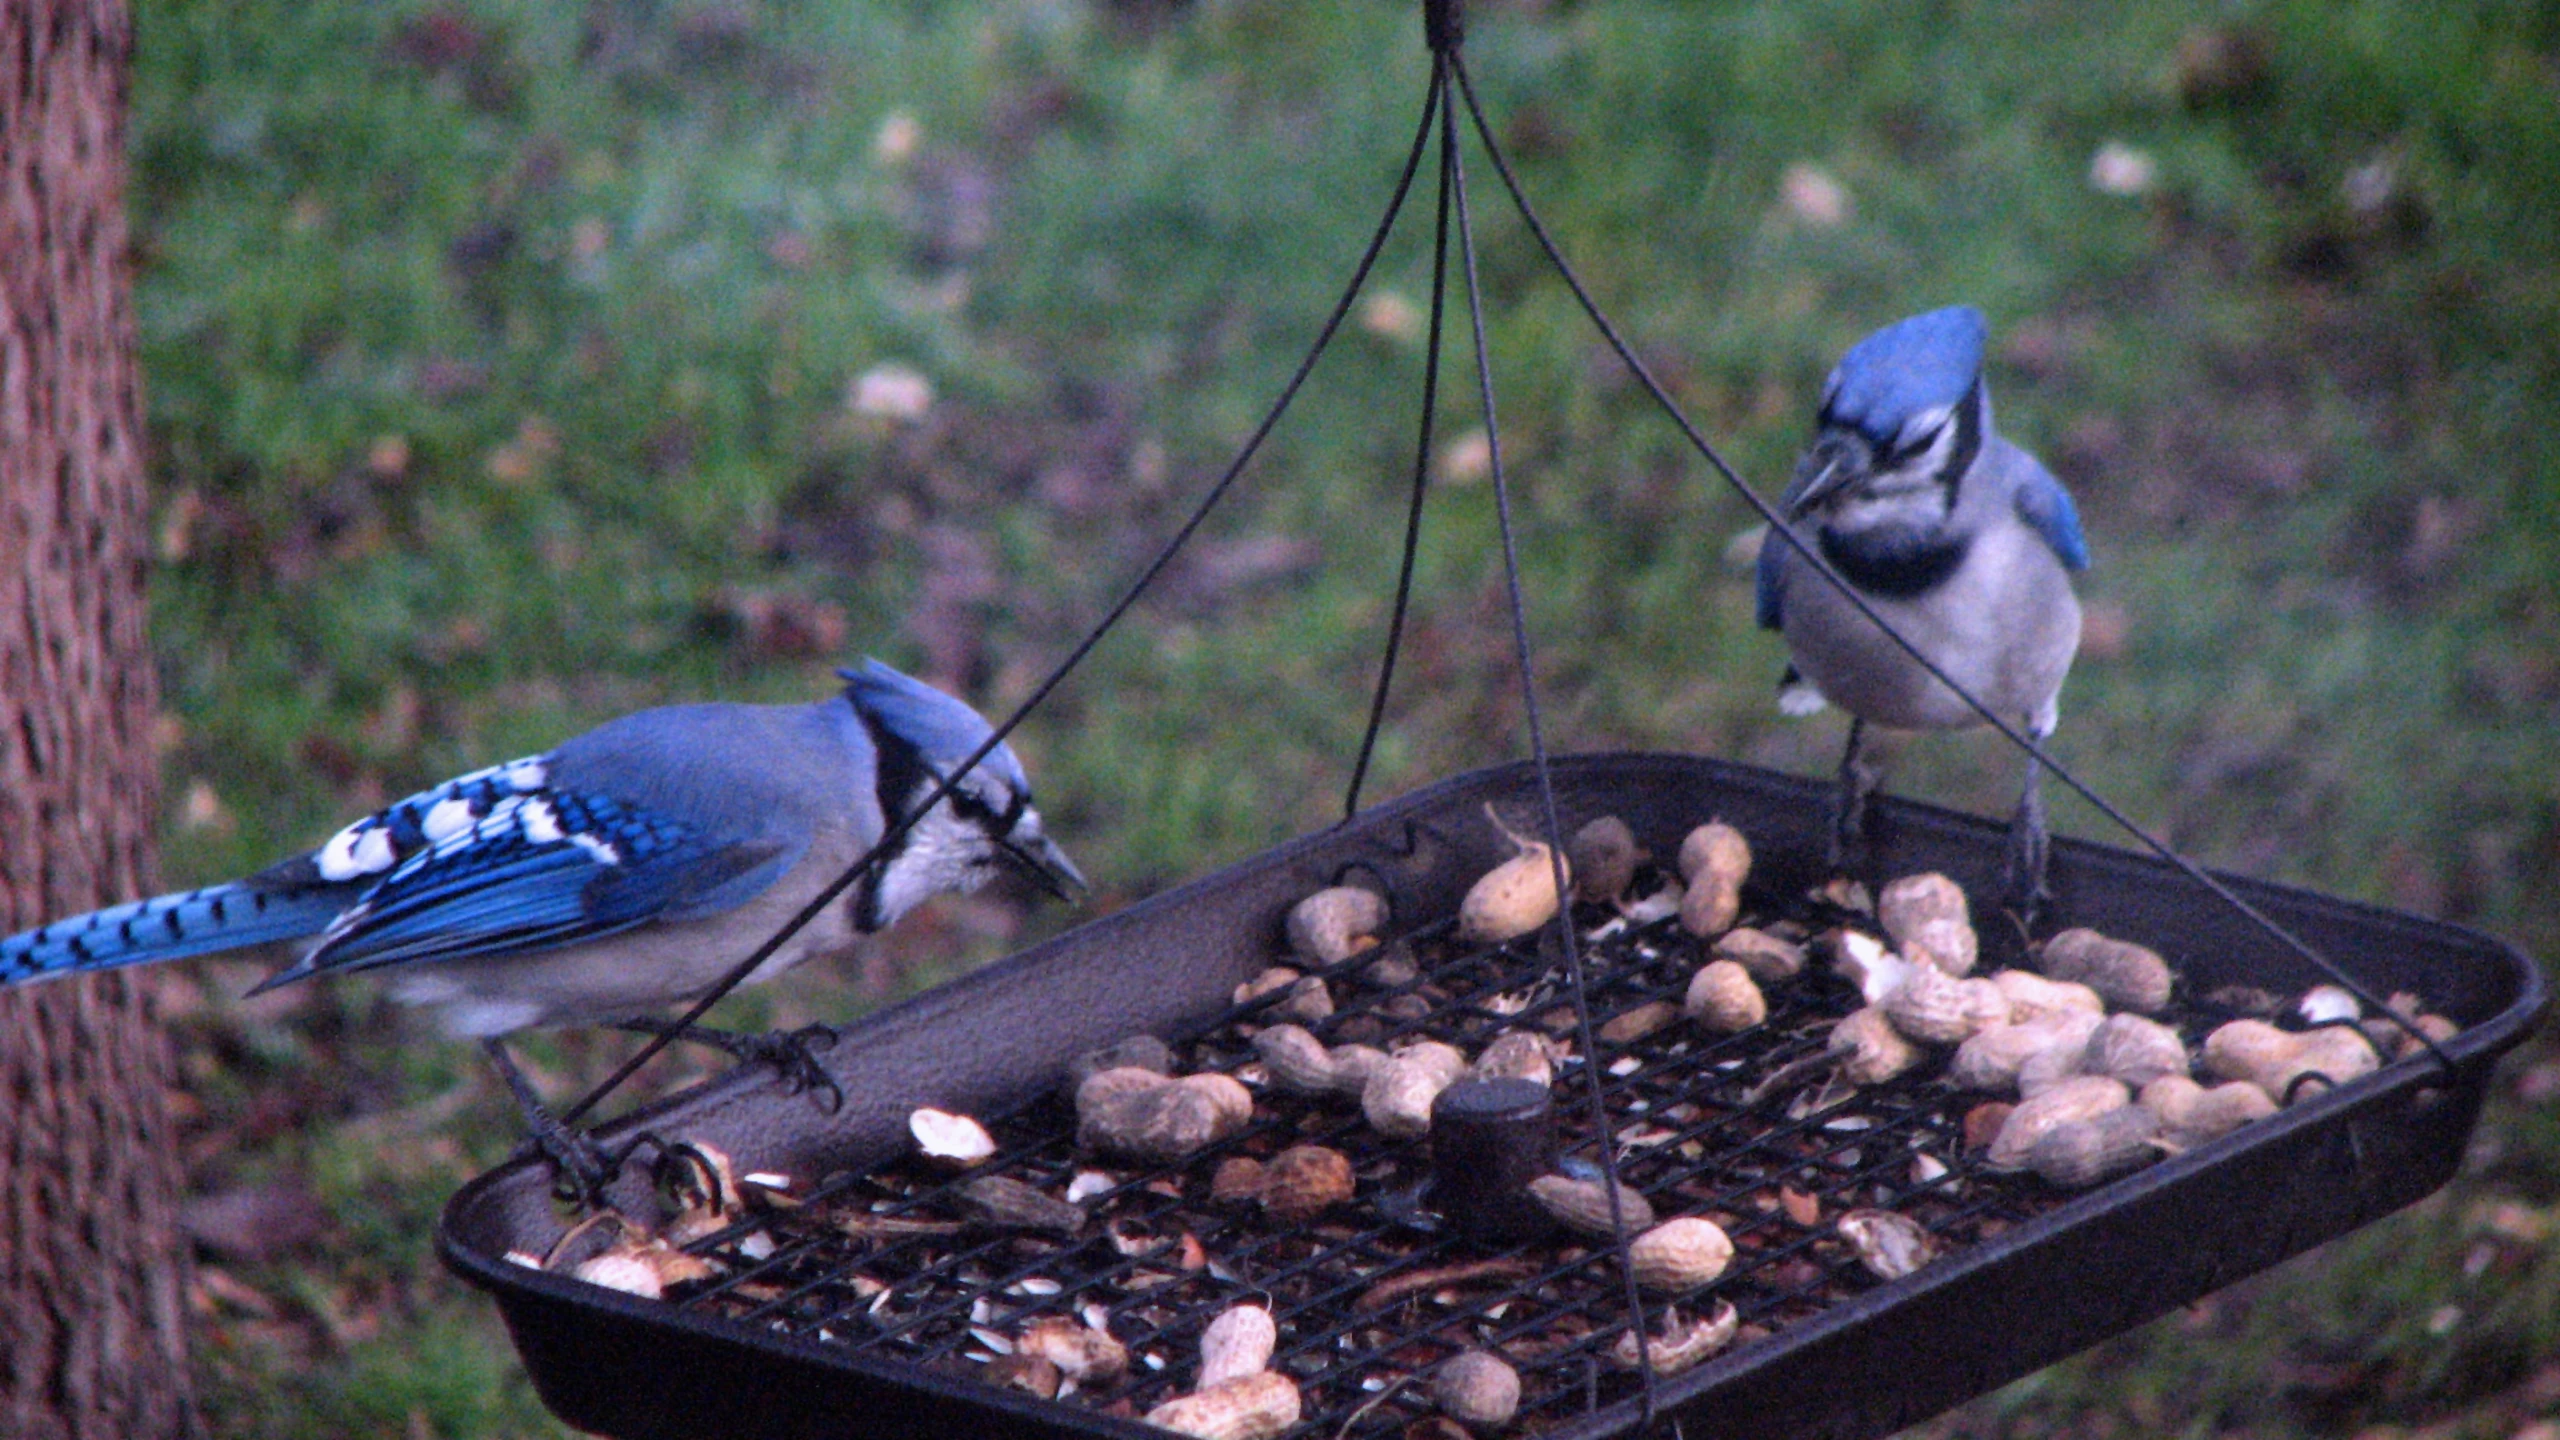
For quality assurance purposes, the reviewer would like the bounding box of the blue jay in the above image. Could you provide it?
[1,658,1083,1186]
[1755,306,2089,917]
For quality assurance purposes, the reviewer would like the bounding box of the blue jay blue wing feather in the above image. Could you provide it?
[2013,461,2091,572]
[256,788,798,986]
[1754,524,1791,630]
[295,845,612,975]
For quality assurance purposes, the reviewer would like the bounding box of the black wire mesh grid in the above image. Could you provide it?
[656,892,2044,1437]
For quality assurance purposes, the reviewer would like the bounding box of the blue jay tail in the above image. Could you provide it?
[0,882,343,987]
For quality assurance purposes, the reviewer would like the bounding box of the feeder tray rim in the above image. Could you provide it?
[439,750,2546,1440]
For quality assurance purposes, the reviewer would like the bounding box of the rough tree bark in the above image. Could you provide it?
[0,1,201,1436]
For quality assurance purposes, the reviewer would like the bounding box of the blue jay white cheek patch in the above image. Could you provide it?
[1897,406,1955,456]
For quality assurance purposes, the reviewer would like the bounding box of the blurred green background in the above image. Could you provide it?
[122,0,2557,1434]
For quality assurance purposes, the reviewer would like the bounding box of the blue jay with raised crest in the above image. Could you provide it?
[1756,306,2089,917]
[1,658,1083,1188]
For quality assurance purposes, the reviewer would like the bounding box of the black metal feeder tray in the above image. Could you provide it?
[439,752,2545,1440]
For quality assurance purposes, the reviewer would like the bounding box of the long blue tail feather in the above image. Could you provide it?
[1,883,345,985]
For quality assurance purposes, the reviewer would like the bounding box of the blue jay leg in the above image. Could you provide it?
[2005,723,2054,928]
[1831,718,1881,874]
[481,1037,626,1204]
[615,1018,845,1113]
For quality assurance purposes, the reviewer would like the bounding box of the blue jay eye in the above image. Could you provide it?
[1889,405,1955,462]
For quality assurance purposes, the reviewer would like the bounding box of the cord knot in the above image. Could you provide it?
[1424,0,1463,55]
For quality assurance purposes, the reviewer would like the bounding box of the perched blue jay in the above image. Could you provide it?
[1755,306,2088,917]
[1,659,1083,1186]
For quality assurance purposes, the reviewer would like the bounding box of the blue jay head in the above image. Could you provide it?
[1785,306,1990,525]
[841,660,1085,924]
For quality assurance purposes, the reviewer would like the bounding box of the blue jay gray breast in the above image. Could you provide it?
[1774,439,2084,734]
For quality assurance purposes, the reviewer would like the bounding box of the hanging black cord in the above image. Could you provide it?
[1444,55,1663,1423]
[1344,74,1457,819]
[559,77,1451,1134]
[1442,57,2453,1080]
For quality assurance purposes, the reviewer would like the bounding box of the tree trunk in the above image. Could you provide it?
[0,1,200,1436]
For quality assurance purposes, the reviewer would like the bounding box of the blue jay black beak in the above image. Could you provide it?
[1783,433,1869,519]
[1003,830,1088,903]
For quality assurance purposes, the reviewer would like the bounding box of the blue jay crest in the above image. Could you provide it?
[1818,305,1988,448]
[841,658,1033,800]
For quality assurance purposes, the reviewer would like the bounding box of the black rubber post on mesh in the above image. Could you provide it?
[1438,55,2453,1083]
[559,76,1452,1136]
[1431,1077,1558,1243]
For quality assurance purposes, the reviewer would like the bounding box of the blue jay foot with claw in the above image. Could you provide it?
[618,1018,845,1112]
[2004,738,2054,930]
[1829,718,1882,876]
[483,1037,639,1206]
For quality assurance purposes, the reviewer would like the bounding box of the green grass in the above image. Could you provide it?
[124,0,2558,1435]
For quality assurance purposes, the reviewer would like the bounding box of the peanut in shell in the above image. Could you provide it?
[1626,1215,1735,1293]
[2028,1101,2165,1188]
[1143,1371,1302,1440]
[1250,1024,1337,1096]
[2201,1018,2379,1101]
[1362,1041,1470,1140]
[1877,872,1978,976]
[2082,1012,2191,1089]
[1684,959,1767,1034]
[1566,815,1643,905]
[1286,885,1387,965]
[1829,1005,1923,1085]
[2038,928,2174,1014]
[1196,1303,1277,1389]
[1431,1349,1522,1429]
[1258,1145,1355,1223]
[1528,1173,1656,1239]
[1987,1074,2131,1169]
[2141,1074,2278,1148]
